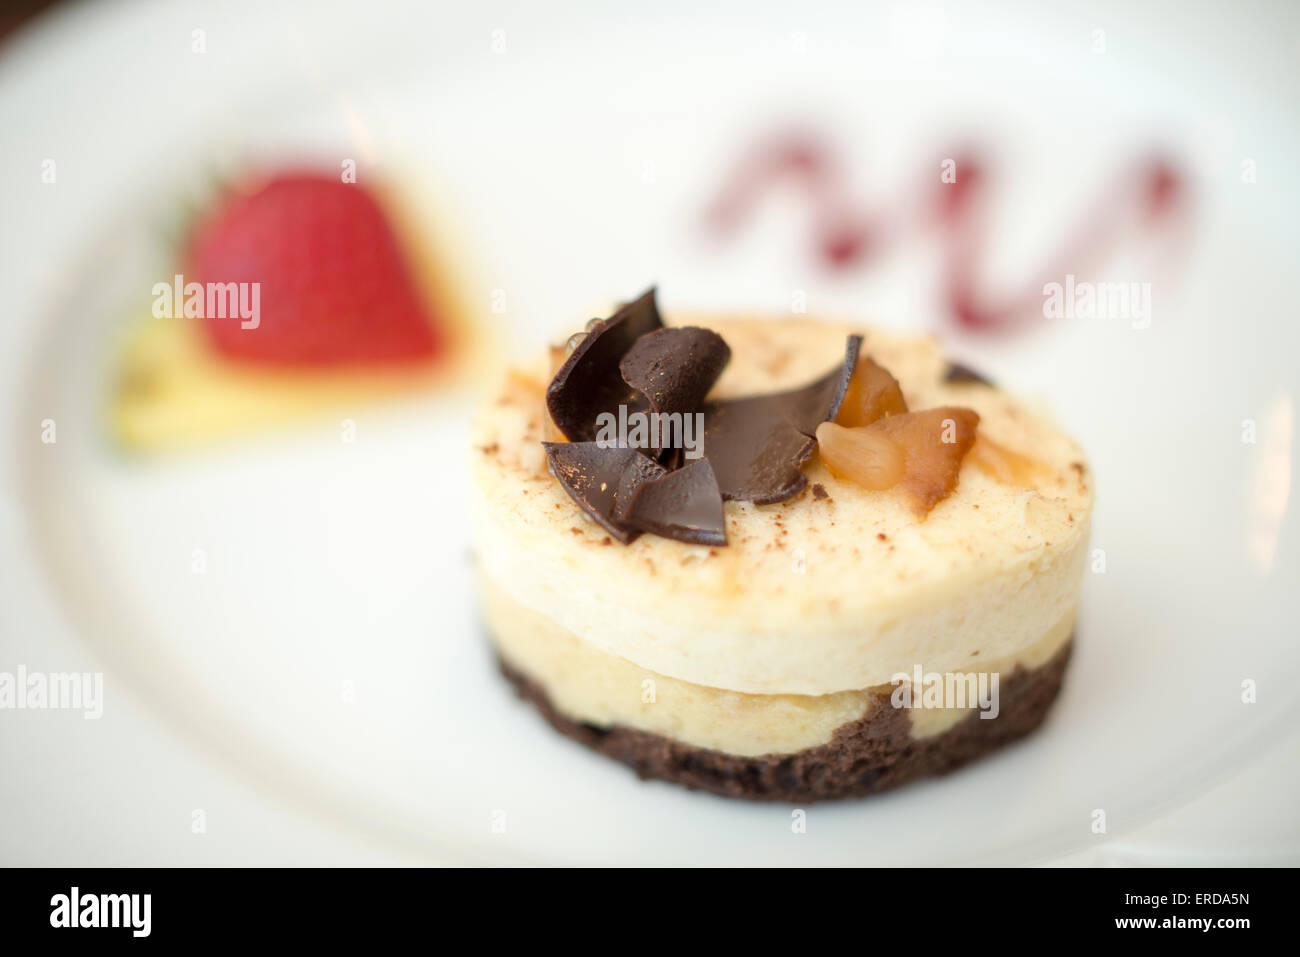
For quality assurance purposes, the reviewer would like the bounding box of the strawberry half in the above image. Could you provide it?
[188,172,444,365]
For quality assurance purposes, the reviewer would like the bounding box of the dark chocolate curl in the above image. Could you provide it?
[543,442,666,544]
[703,335,862,503]
[619,327,731,419]
[626,459,728,546]
[943,361,994,386]
[546,288,663,442]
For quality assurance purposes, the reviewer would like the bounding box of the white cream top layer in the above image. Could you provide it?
[471,316,1093,696]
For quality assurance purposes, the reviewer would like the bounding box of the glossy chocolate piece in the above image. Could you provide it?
[619,327,731,418]
[542,441,667,544]
[702,335,862,503]
[943,361,994,387]
[626,459,728,546]
[546,288,663,443]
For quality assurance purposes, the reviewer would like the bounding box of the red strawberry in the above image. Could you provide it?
[188,172,444,365]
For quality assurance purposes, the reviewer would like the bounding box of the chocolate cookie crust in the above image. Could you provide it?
[499,641,1072,802]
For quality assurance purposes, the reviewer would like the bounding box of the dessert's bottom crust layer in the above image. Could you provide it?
[501,641,1072,803]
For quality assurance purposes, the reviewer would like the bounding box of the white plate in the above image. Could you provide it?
[1,0,1297,865]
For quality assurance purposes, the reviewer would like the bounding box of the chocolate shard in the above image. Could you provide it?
[699,401,813,504]
[703,335,862,503]
[626,458,728,546]
[546,288,663,442]
[943,361,994,387]
[619,327,731,419]
[543,441,666,544]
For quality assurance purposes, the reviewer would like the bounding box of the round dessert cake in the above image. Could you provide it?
[471,290,1092,802]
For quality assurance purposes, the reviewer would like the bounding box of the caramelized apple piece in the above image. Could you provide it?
[815,422,906,489]
[968,434,1047,488]
[835,356,908,427]
[873,407,980,516]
